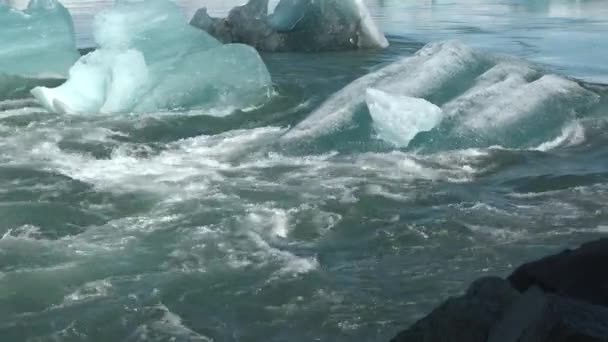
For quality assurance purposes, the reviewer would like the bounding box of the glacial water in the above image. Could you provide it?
[1,1,608,341]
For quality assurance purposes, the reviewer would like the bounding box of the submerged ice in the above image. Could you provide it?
[32,0,273,115]
[0,0,79,78]
[284,40,601,150]
[268,0,388,49]
[190,0,388,52]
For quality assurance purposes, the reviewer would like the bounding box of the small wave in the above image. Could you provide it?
[62,279,113,306]
[1,225,43,240]
[131,304,212,342]
[0,98,43,110]
[283,40,603,153]
[18,126,285,192]
[534,121,586,151]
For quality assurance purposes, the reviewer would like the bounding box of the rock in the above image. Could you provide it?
[189,8,233,44]
[189,0,388,52]
[487,286,549,342]
[390,277,520,342]
[390,239,608,342]
[190,0,285,51]
[490,287,608,342]
[223,0,286,52]
[508,238,608,307]
[522,294,608,342]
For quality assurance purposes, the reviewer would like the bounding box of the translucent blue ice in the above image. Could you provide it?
[32,0,273,115]
[0,0,79,77]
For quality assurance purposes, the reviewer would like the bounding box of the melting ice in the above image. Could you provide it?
[366,89,444,148]
[0,0,79,78]
[284,41,601,150]
[31,0,273,115]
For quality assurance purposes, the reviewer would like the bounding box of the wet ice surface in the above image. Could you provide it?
[30,0,272,115]
[0,0,79,78]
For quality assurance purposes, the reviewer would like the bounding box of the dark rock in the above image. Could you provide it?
[189,0,388,52]
[487,286,549,342]
[490,286,608,342]
[223,0,286,52]
[390,239,608,342]
[190,0,286,51]
[508,238,608,307]
[189,8,233,44]
[390,277,520,342]
[523,294,608,342]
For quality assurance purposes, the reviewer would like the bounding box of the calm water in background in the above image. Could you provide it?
[1,1,608,341]
[10,0,606,81]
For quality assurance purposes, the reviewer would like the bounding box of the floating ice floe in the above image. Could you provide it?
[283,40,601,150]
[189,0,388,52]
[31,0,273,115]
[366,89,444,148]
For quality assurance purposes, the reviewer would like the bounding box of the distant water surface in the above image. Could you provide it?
[16,0,605,82]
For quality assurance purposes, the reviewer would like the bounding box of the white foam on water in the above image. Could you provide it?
[242,206,319,276]
[0,106,48,119]
[1,224,42,240]
[310,210,342,235]
[133,304,212,342]
[239,147,487,186]
[465,224,528,243]
[23,126,285,193]
[509,182,608,199]
[62,278,113,305]
[534,120,586,151]
[364,184,412,202]
[467,202,515,216]
[0,98,43,110]
[249,232,319,278]
[247,207,290,239]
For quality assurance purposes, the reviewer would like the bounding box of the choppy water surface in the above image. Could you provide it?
[1,1,608,341]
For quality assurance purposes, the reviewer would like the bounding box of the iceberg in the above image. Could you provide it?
[366,89,444,148]
[31,49,149,114]
[189,0,388,52]
[453,73,600,147]
[133,44,273,114]
[283,40,601,150]
[0,0,79,78]
[282,41,480,141]
[0,0,79,99]
[32,0,273,115]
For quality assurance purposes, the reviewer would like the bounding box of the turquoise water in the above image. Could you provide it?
[1,1,608,341]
